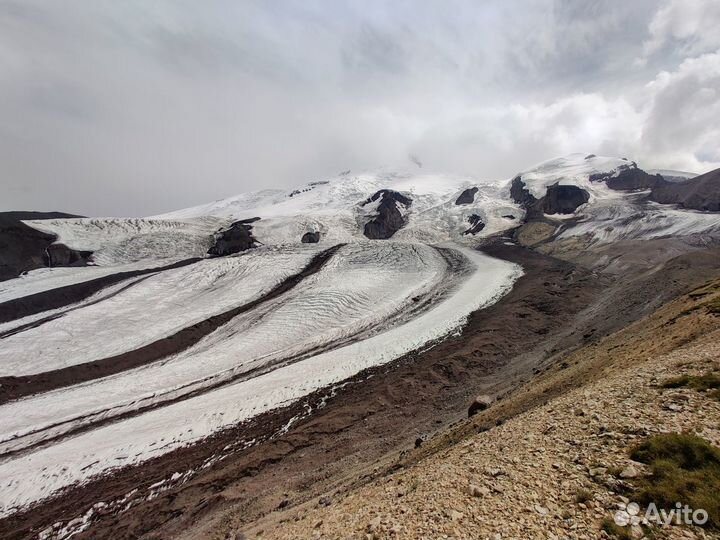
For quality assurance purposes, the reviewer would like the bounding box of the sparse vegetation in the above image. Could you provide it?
[600,517,633,539]
[574,488,592,504]
[661,372,720,391]
[630,434,720,529]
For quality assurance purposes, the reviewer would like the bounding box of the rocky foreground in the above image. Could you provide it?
[225,281,720,540]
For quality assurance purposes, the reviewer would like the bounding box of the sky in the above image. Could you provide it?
[1,0,719,217]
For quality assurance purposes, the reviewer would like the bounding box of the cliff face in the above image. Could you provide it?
[650,167,720,211]
[362,190,413,240]
[510,177,589,217]
[207,219,258,256]
[0,211,88,281]
[455,187,478,205]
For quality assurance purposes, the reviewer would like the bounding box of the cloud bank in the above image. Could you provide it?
[0,0,719,216]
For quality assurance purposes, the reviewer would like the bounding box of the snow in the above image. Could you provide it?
[0,260,165,304]
[646,169,698,180]
[24,216,229,266]
[511,153,632,200]
[154,169,522,245]
[0,242,463,452]
[0,246,521,516]
[0,246,323,376]
[3,155,720,520]
[510,154,720,244]
[558,195,720,243]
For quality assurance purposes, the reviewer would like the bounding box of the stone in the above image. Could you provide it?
[468,484,489,498]
[619,464,641,479]
[468,395,494,417]
[301,231,320,243]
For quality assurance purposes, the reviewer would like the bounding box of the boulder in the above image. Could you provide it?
[468,395,493,417]
[208,220,258,256]
[301,231,320,243]
[455,187,478,205]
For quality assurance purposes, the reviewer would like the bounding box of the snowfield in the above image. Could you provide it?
[0,245,521,516]
[0,246,324,376]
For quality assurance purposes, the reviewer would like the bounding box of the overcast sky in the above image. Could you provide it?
[1,0,719,216]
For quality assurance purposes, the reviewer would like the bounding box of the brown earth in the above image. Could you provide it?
[256,278,720,540]
[4,236,720,540]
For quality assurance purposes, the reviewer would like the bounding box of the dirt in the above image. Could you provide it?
[257,285,720,540]
[3,238,719,540]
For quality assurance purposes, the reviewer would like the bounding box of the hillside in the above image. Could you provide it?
[1,154,720,540]
[244,281,720,540]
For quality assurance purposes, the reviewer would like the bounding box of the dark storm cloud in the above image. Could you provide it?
[0,0,718,216]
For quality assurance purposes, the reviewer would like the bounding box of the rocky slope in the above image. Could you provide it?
[235,280,720,540]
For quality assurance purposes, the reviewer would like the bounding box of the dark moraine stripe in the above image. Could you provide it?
[0,245,344,404]
[0,258,203,325]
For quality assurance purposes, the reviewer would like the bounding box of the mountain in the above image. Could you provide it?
[1,154,719,540]
[0,211,86,281]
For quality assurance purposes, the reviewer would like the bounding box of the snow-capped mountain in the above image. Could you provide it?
[1,153,719,533]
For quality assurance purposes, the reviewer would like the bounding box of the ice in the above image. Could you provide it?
[0,246,323,376]
[0,246,520,516]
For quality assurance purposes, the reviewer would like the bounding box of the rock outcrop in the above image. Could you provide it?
[0,211,88,281]
[510,177,588,217]
[45,243,92,267]
[509,176,536,208]
[463,214,486,235]
[650,167,720,211]
[542,183,590,214]
[362,190,412,240]
[301,231,320,243]
[589,162,663,191]
[468,395,493,417]
[207,219,259,256]
[455,187,478,205]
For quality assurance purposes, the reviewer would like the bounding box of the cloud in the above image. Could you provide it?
[642,0,720,58]
[0,1,717,216]
[639,51,720,170]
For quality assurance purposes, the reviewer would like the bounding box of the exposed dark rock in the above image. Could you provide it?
[0,211,87,282]
[208,221,257,256]
[45,243,92,267]
[468,395,493,417]
[455,187,478,205]
[542,183,590,214]
[584,154,596,160]
[510,175,589,218]
[362,190,412,240]
[650,167,720,211]
[509,176,537,208]
[589,162,663,191]
[301,231,320,243]
[463,214,486,235]
[501,214,516,220]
